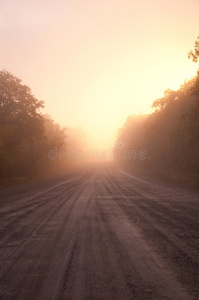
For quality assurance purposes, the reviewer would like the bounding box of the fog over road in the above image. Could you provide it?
[0,163,199,300]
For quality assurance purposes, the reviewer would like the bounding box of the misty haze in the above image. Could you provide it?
[0,1,199,300]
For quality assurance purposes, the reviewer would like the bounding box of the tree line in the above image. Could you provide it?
[0,70,83,185]
[114,36,199,187]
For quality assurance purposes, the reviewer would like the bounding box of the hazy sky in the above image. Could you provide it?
[1,0,199,150]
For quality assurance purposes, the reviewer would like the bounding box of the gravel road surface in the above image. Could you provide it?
[0,163,198,300]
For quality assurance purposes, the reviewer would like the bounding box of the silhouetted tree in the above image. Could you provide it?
[0,70,45,178]
[188,36,199,63]
[0,70,44,143]
[115,77,199,186]
[0,70,83,184]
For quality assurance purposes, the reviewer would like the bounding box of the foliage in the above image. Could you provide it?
[188,35,199,63]
[115,37,199,186]
[0,70,68,183]
[115,76,199,186]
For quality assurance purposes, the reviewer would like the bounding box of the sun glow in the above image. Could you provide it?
[1,0,199,150]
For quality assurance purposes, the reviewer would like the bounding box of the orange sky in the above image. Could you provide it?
[1,0,199,150]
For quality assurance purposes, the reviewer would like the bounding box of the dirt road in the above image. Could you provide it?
[0,163,199,300]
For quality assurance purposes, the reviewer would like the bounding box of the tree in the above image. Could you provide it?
[0,70,44,178]
[188,36,199,63]
[0,70,44,144]
[188,36,199,96]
